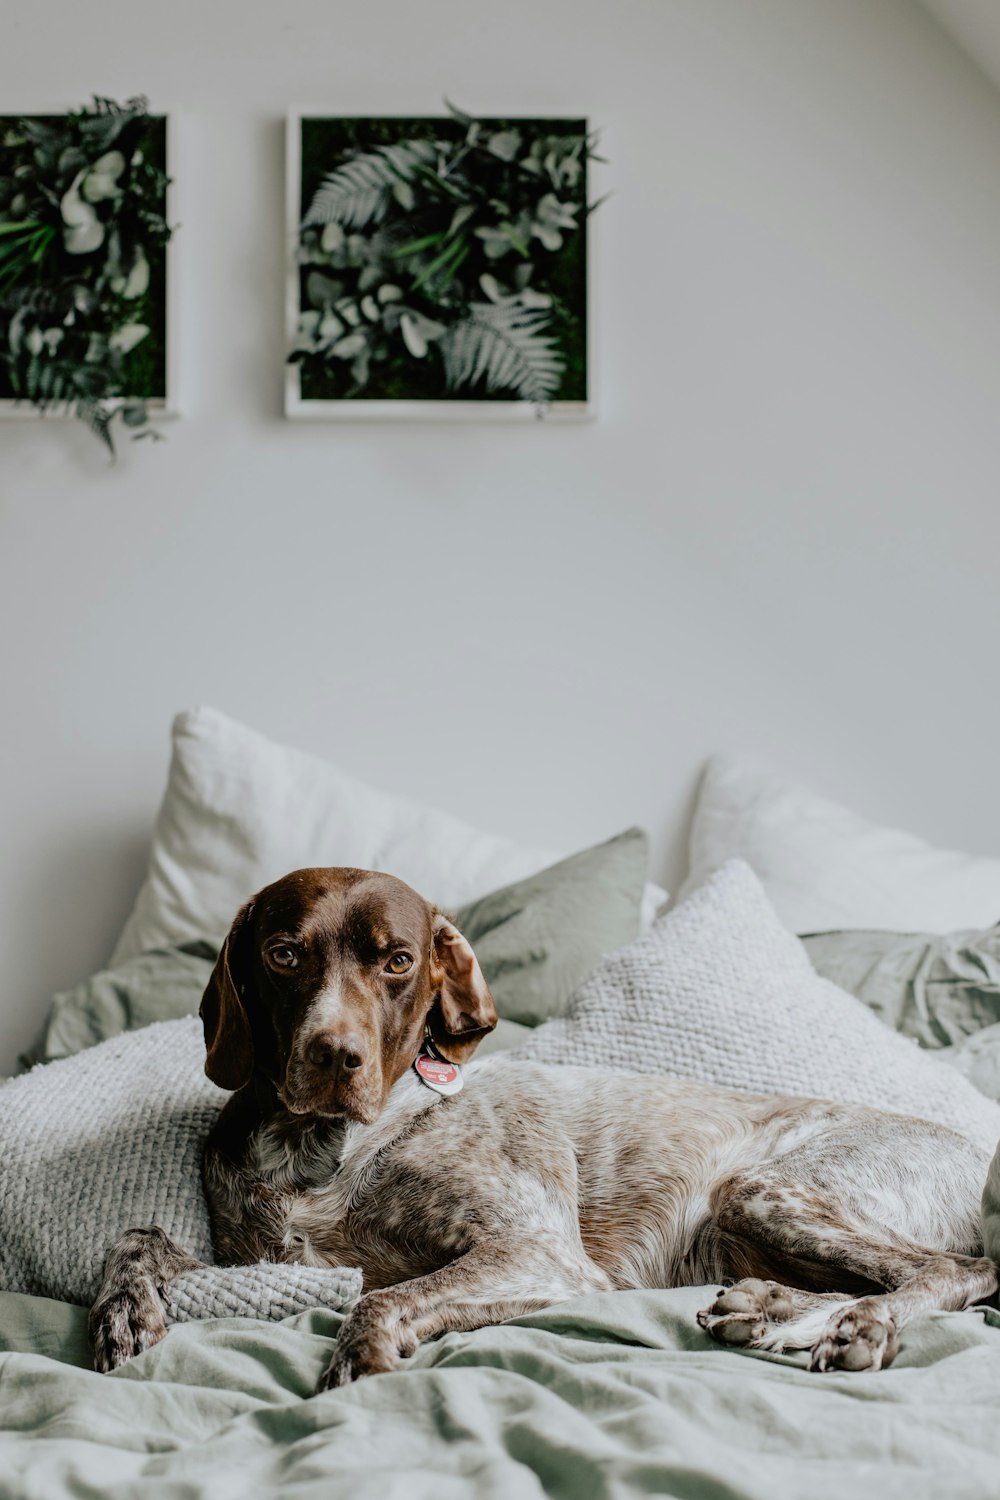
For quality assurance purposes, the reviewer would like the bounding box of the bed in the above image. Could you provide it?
[5,712,1000,1499]
[1,1285,999,1498]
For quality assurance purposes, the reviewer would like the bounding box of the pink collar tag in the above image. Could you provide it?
[414,1052,464,1097]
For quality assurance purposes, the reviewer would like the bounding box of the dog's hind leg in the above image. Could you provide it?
[698,1167,998,1372]
[805,1252,997,1372]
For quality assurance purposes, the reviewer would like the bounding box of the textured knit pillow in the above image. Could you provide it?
[518,861,1000,1150]
[0,1018,361,1315]
[112,707,666,963]
[680,755,1000,933]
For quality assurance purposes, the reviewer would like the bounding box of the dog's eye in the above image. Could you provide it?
[385,953,413,976]
[267,944,299,970]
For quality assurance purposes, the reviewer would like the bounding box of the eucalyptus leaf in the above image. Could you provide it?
[486,130,521,162]
[81,150,126,203]
[108,321,149,354]
[318,309,345,343]
[330,331,367,359]
[399,309,446,359]
[448,203,476,236]
[350,347,371,387]
[400,312,427,358]
[392,180,415,211]
[356,264,383,292]
[334,297,361,327]
[63,219,105,254]
[306,271,343,308]
[110,246,149,299]
[60,171,94,227]
[320,222,345,253]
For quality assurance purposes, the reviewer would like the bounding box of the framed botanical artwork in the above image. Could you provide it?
[0,97,178,455]
[286,107,600,420]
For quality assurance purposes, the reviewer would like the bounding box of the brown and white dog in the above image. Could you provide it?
[89,867,998,1389]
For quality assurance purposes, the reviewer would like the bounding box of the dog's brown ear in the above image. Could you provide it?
[427,914,497,1064]
[200,899,256,1091]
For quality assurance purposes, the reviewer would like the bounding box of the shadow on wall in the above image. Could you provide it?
[10,823,150,1060]
[239,117,288,425]
[656,764,702,909]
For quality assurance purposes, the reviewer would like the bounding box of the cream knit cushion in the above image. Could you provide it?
[0,1018,361,1316]
[518,861,1000,1151]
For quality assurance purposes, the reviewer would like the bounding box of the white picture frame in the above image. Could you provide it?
[285,107,595,422]
[0,109,181,423]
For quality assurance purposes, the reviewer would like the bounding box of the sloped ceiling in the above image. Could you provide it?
[920,0,1000,93]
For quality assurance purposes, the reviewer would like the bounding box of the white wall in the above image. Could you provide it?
[922,0,1000,92]
[2,0,1000,1072]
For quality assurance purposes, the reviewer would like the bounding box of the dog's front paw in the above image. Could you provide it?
[317,1330,400,1390]
[89,1281,168,1373]
[316,1301,417,1390]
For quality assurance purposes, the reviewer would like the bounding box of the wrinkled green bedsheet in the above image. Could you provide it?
[2,1285,999,1500]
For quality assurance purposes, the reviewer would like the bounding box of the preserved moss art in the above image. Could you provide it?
[291,107,602,409]
[0,97,171,454]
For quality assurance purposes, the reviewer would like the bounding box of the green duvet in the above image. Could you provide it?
[2,1285,999,1500]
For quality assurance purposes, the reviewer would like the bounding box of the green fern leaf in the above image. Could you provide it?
[303,140,439,230]
[440,298,565,403]
[76,398,116,458]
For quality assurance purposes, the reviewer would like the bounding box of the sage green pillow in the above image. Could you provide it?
[20,941,217,1069]
[23,828,651,1066]
[452,826,650,1027]
[803,925,1000,1050]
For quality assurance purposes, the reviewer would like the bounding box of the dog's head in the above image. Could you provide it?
[198,868,496,1124]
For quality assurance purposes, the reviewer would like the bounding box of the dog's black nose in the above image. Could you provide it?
[305,1033,365,1079]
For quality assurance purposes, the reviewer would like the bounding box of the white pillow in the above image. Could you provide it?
[518,860,1000,1151]
[113,707,666,963]
[678,754,1000,934]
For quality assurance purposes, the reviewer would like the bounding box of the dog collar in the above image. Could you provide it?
[413,1040,464,1097]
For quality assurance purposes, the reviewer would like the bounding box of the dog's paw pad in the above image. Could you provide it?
[809,1303,897,1373]
[698,1278,792,1349]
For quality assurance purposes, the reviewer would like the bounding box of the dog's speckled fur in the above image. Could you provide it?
[89,868,998,1388]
